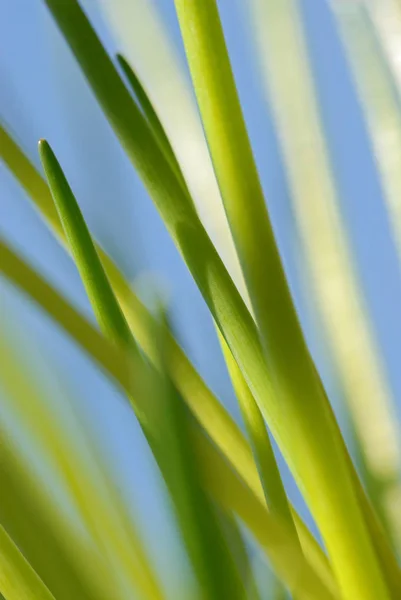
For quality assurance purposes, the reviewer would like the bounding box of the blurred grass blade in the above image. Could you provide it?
[0,125,59,232]
[1,125,332,583]
[0,329,165,600]
[0,238,337,597]
[0,524,55,600]
[330,0,401,541]
[173,1,393,598]
[144,312,245,600]
[345,0,401,259]
[116,53,187,190]
[0,424,107,600]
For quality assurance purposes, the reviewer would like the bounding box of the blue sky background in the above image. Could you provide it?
[2,0,401,586]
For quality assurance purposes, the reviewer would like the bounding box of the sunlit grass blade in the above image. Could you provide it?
[172,1,394,598]
[116,53,187,190]
[0,524,55,600]
[0,329,165,600]
[0,238,336,597]
[143,311,246,600]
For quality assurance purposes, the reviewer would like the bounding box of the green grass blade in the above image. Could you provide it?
[144,312,246,600]
[116,53,187,189]
[1,127,332,586]
[38,139,133,348]
[0,524,55,600]
[172,1,396,598]
[0,238,336,598]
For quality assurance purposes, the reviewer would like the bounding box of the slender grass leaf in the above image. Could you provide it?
[247,0,401,590]
[247,0,401,587]
[38,139,133,348]
[173,1,394,598]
